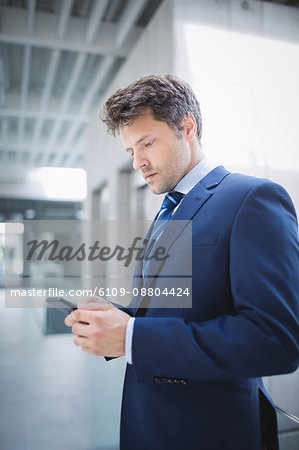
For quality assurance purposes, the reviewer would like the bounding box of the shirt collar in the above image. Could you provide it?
[174,158,217,195]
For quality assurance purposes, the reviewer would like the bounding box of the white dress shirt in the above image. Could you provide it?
[125,159,217,364]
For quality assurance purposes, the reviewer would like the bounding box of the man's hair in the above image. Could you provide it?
[100,74,202,141]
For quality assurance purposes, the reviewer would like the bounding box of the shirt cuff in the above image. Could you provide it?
[125,317,135,364]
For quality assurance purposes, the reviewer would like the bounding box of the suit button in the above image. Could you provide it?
[167,378,173,383]
[153,377,162,383]
[180,379,188,386]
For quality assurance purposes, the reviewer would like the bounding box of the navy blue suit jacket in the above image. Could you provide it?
[118,166,299,450]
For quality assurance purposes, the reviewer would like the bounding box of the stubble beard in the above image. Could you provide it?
[152,146,190,194]
[150,161,188,195]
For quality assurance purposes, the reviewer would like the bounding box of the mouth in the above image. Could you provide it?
[144,173,157,183]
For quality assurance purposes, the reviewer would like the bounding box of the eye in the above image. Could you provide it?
[145,141,153,148]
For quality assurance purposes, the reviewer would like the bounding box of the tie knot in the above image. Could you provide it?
[161,191,184,211]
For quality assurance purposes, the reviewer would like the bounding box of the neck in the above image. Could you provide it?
[188,140,205,171]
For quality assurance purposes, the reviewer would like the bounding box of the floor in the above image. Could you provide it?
[1,288,298,450]
[0,289,125,450]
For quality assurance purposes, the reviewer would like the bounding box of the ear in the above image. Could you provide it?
[183,113,197,142]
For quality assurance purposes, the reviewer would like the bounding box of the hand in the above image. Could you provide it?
[65,300,130,357]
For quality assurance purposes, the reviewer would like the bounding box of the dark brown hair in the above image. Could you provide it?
[100,74,202,140]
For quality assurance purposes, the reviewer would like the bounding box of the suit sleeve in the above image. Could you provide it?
[131,181,299,382]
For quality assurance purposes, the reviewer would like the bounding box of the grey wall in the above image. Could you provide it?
[85,0,174,222]
[174,1,299,447]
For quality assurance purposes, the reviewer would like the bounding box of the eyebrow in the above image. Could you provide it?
[125,134,151,153]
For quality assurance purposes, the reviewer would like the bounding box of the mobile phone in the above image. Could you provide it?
[46,297,77,315]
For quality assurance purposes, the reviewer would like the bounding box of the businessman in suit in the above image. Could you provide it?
[65,74,299,450]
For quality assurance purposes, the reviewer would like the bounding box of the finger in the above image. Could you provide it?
[81,346,91,352]
[84,303,113,310]
[74,335,88,347]
[65,314,74,327]
[81,346,99,356]
[77,295,99,308]
[70,308,94,324]
[71,308,110,324]
[72,322,90,337]
[78,295,113,309]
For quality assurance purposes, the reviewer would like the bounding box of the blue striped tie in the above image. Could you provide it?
[142,191,184,277]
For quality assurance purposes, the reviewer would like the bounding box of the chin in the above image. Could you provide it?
[149,185,162,195]
[149,186,160,195]
[149,179,173,195]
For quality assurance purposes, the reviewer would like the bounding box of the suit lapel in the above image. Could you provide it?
[143,166,230,279]
[135,166,230,312]
[173,165,230,223]
[130,222,153,305]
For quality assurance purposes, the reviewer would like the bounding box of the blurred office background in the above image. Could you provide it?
[0,0,299,449]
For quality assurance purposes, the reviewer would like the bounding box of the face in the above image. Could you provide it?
[120,110,198,194]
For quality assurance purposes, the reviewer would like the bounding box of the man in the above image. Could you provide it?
[65,74,299,450]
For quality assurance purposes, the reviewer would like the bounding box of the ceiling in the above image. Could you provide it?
[1,0,299,185]
[0,0,162,182]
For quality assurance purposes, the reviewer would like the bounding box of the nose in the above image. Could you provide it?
[133,150,148,171]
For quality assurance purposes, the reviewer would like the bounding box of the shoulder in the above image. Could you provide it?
[195,167,298,223]
[198,165,285,195]
[217,170,294,206]
[224,171,280,191]
[223,173,298,235]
